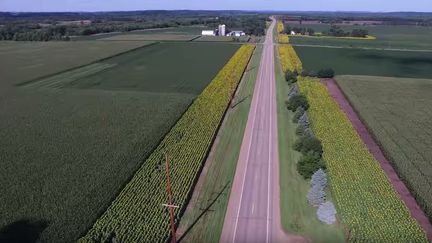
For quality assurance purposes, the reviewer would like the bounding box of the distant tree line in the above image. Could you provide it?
[324,25,369,38]
[0,21,200,41]
[209,15,267,36]
[0,25,70,41]
[284,25,315,35]
[279,13,432,26]
[282,23,369,38]
[0,11,268,41]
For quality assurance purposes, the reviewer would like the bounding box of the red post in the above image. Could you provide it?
[165,154,176,243]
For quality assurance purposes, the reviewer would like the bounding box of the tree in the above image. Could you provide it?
[351,29,369,38]
[311,169,327,188]
[297,151,326,179]
[326,25,349,37]
[306,28,315,36]
[317,68,335,78]
[286,94,309,111]
[285,70,298,84]
[294,135,323,156]
[307,184,326,206]
[300,69,317,77]
[293,106,305,123]
[284,25,292,34]
[317,202,337,224]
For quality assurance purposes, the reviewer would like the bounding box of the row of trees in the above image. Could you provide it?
[0,11,269,41]
[0,25,70,41]
[281,22,369,38]
[284,25,315,36]
[209,15,267,36]
[0,20,197,41]
[324,25,369,37]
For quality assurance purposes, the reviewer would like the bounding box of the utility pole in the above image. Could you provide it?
[162,154,178,243]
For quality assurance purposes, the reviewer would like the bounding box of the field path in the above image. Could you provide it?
[323,78,432,241]
[220,18,307,243]
[290,44,432,52]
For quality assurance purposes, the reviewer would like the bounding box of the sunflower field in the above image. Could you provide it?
[297,77,427,242]
[278,34,290,44]
[78,44,256,243]
[277,20,284,34]
[278,44,303,73]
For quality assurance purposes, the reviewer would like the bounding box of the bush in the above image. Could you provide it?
[317,68,335,78]
[287,84,299,99]
[294,135,323,156]
[317,201,337,224]
[287,94,309,111]
[351,29,369,38]
[296,125,305,136]
[307,169,328,206]
[300,70,317,77]
[311,169,327,189]
[307,184,326,206]
[285,70,298,84]
[298,112,309,128]
[297,151,326,179]
[292,107,305,123]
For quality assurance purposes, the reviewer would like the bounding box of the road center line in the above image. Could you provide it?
[231,36,266,243]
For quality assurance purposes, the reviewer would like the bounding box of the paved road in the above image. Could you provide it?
[220,18,305,243]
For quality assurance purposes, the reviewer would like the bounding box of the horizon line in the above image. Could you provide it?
[2,9,432,14]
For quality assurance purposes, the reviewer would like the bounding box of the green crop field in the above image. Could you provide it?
[100,34,199,41]
[287,24,432,50]
[336,75,432,222]
[194,36,251,42]
[0,41,239,242]
[24,42,240,93]
[294,46,432,78]
[0,41,153,85]
[74,25,205,41]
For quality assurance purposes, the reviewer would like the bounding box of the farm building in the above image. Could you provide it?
[218,24,226,36]
[202,30,216,36]
[227,31,246,37]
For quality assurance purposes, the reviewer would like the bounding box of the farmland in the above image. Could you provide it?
[297,77,427,241]
[278,44,302,73]
[178,45,265,243]
[274,45,345,242]
[100,34,199,41]
[294,46,432,78]
[26,42,240,93]
[80,45,255,242]
[73,25,205,41]
[3,9,432,243]
[288,24,432,50]
[0,41,153,86]
[0,41,240,242]
[194,35,251,42]
[336,75,432,223]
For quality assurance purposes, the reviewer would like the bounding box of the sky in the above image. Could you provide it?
[1,0,432,12]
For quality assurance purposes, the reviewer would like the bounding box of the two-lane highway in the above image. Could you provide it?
[220,18,303,243]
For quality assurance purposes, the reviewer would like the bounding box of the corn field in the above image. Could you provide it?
[297,77,427,242]
[78,44,256,243]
